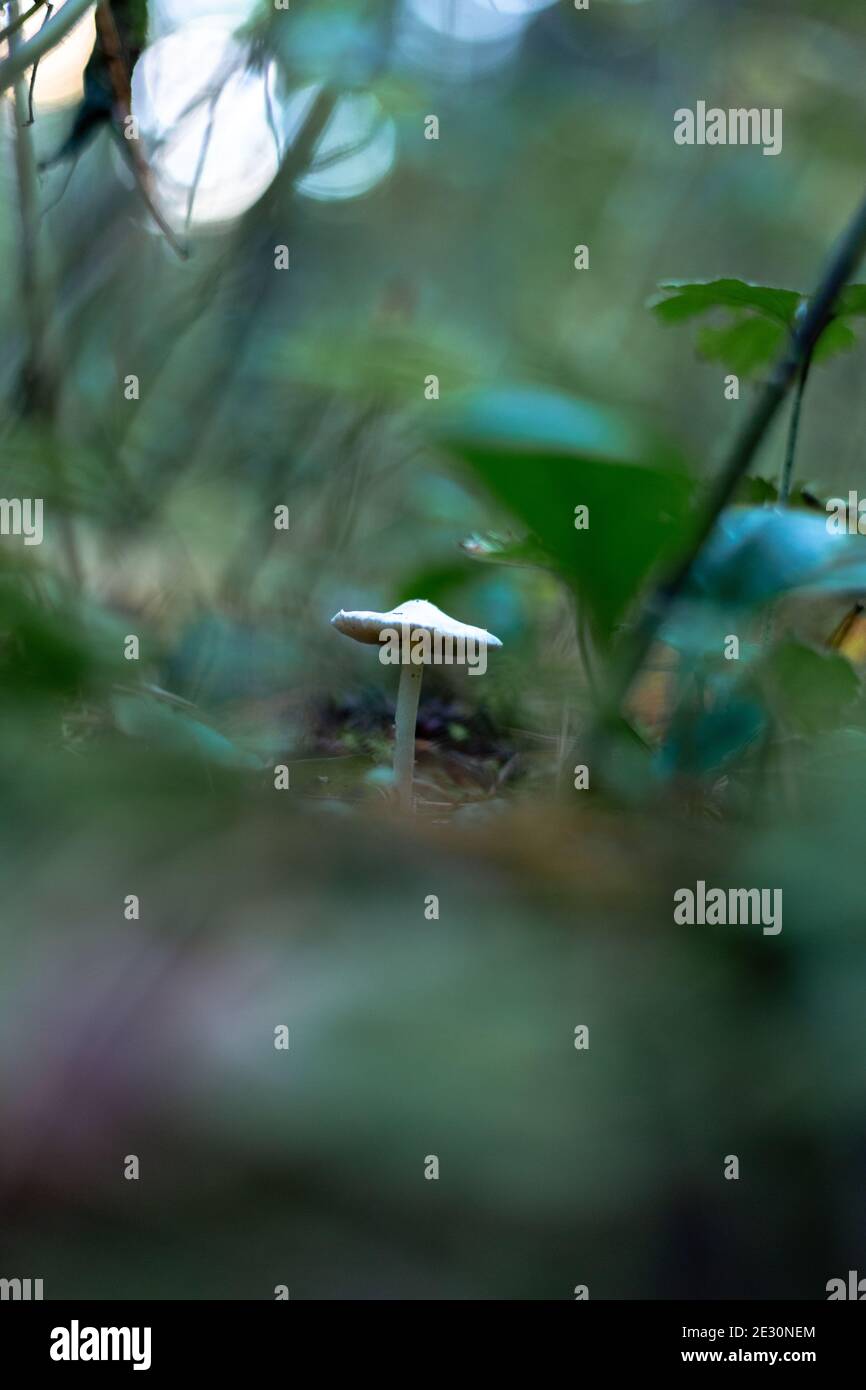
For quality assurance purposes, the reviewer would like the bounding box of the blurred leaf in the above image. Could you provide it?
[762,641,860,734]
[112,693,261,770]
[440,386,641,455]
[737,476,779,506]
[659,601,760,661]
[687,507,866,607]
[165,616,301,704]
[658,683,767,775]
[460,531,554,569]
[434,387,694,641]
[391,562,476,611]
[596,714,656,802]
[0,581,94,700]
[278,322,481,403]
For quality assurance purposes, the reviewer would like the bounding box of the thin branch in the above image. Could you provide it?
[555,698,571,794]
[22,0,52,126]
[37,150,78,215]
[576,605,599,703]
[0,0,92,94]
[0,0,47,44]
[599,185,866,738]
[110,131,190,259]
[8,0,50,413]
[270,86,339,201]
[779,347,814,504]
[184,90,219,232]
[7,0,82,584]
[263,69,282,163]
[93,0,189,258]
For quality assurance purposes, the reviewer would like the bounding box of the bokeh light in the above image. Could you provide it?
[131,21,397,231]
[131,22,287,230]
[288,84,397,204]
[395,0,532,79]
[475,0,557,13]
[149,0,261,41]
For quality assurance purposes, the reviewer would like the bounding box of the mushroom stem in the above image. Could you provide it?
[394,661,423,812]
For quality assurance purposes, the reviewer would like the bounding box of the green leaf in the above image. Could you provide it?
[434,388,695,641]
[811,318,858,363]
[0,582,94,700]
[762,641,860,734]
[736,476,779,506]
[650,278,866,375]
[696,317,786,376]
[650,280,801,326]
[835,285,866,318]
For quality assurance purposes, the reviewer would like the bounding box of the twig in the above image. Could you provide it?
[263,70,282,163]
[184,89,219,231]
[37,151,78,215]
[779,347,813,503]
[8,1,49,413]
[576,604,599,703]
[555,698,571,794]
[95,0,189,259]
[22,0,51,126]
[7,0,82,585]
[111,129,189,260]
[0,0,47,44]
[0,0,91,94]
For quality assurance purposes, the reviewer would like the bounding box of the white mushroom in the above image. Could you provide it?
[330,599,502,812]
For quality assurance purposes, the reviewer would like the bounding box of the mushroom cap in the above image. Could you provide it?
[330,599,503,649]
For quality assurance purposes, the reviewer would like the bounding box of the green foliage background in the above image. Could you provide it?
[1,0,866,1299]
